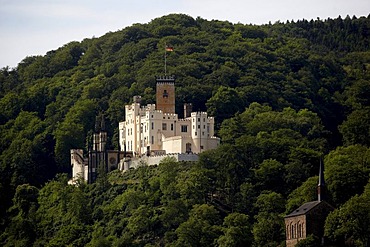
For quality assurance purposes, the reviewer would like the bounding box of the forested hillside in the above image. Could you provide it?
[0,14,370,246]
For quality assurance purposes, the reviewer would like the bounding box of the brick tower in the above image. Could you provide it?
[156,76,175,114]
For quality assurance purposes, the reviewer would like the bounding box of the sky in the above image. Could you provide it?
[0,0,369,68]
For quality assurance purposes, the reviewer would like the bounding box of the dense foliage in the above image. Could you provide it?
[0,13,370,246]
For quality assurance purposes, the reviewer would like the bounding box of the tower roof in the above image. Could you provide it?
[317,158,326,202]
[318,158,325,186]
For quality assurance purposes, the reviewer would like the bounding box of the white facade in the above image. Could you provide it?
[69,149,88,184]
[119,103,220,156]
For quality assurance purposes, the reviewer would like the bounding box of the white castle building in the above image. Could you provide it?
[70,76,220,183]
[119,76,219,157]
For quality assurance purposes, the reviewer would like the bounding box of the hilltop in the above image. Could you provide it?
[0,13,370,246]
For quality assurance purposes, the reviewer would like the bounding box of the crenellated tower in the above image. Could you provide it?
[156,75,175,114]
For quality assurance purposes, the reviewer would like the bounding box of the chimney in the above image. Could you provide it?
[133,95,142,104]
[184,103,192,118]
[318,158,326,202]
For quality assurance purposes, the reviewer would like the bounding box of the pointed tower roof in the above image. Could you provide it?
[94,113,106,133]
[100,113,106,132]
[318,158,326,202]
[318,158,325,186]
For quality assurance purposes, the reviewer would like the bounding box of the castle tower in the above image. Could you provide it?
[156,76,175,114]
[93,114,107,152]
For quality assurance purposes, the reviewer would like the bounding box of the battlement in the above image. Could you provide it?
[163,112,178,118]
[177,118,191,122]
[156,75,175,82]
[191,111,208,116]
[143,104,156,110]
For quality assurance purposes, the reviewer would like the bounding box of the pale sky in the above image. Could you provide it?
[0,0,369,68]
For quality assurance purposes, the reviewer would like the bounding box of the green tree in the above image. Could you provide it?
[217,212,253,247]
[325,187,370,246]
[253,213,285,247]
[254,159,285,193]
[54,99,96,171]
[325,145,370,205]
[285,176,319,214]
[206,86,244,129]
[175,204,221,246]
[0,184,39,247]
[339,107,370,147]
[295,234,320,247]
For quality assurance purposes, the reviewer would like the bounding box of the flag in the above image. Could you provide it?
[165,46,174,52]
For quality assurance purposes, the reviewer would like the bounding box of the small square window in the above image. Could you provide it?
[181,125,188,132]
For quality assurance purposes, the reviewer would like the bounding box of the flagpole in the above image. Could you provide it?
[164,44,173,76]
[164,43,167,76]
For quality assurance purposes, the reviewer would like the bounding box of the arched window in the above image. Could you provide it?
[291,224,294,239]
[286,225,290,239]
[186,143,192,153]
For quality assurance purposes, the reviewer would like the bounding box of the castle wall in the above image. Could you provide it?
[70,149,86,182]
[123,153,200,169]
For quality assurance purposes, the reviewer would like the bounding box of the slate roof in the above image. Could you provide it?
[285,201,321,218]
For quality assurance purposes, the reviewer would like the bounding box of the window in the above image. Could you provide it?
[198,125,200,129]
[151,136,154,144]
[181,125,188,132]
[291,225,294,239]
[198,118,200,122]
[162,123,167,130]
[151,122,154,130]
[163,90,168,98]
[171,124,173,131]
[286,226,290,239]
[186,143,192,153]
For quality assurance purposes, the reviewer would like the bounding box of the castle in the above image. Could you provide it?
[70,76,220,183]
